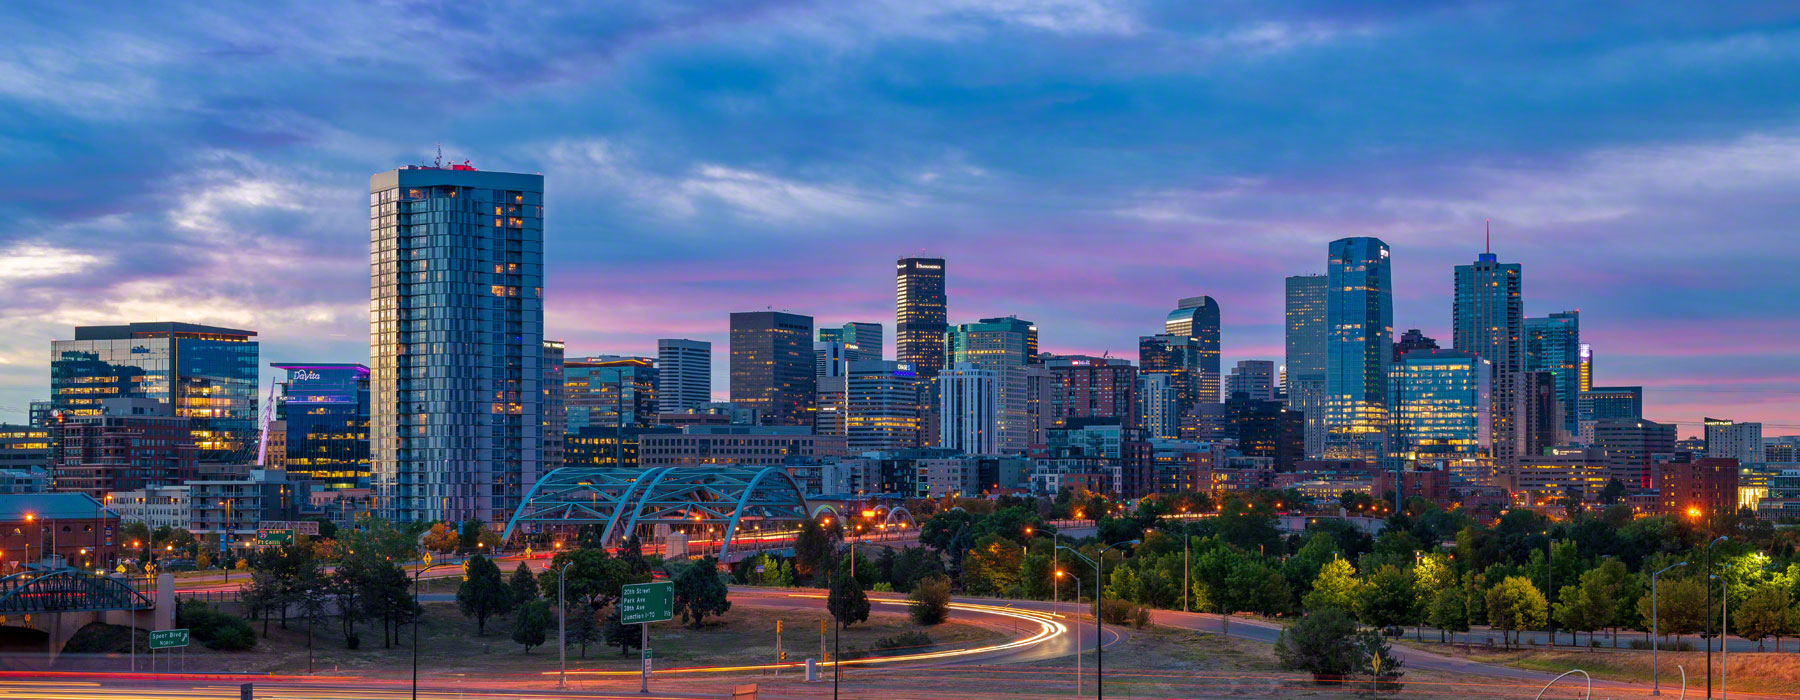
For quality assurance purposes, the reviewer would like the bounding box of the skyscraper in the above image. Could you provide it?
[1453,245,1523,464]
[369,164,543,523]
[828,360,922,452]
[1164,296,1221,403]
[565,356,659,430]
[656,339,711,413]
[1577,385,1641,442]
[1525,310,1581,436]
[542,340,565,478]
[896,258,947,380]
[940,317,1035,454]
[1704,417,1764,466]
[1045,356,1138,429]
[1392,349,1491,461]
[1514,371,1562,460]
[1226,360,1277,402]
[1324,237,1394,463]
[819,322,882,362]
[1285,274,1328,458]
[51,322,259,465]
[1136,373,1178,439]
[730,311,815,427]
[272,363,370,490]
[1393,328,1439,361]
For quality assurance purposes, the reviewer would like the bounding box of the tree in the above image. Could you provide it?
[511,600,550,653]
[603,606,644,655]
[421,522,459,553]
[909,574,952,626]
[1410,553,1456,638]
[456,554,513,635]
[828,570,870,628]
[1358,627,1405,691]
[1734,585,1793,651]
[567,606,601,657]
[1103,563,1142,603]
[541,547,640,612]
[1357,565,1415,630]
[1275,607,1364,681]
[673,557,732,628]
[1225,560,1292,616]
[1485,576,1548,649]
[361,561,419,649]
[510,562,539,607]
[1284,532,1341,595]
[1635,577,1706,648]
[960,534,1024,595]
[751,554,796,587]
[1426,588,1468,642]
[793,516,839,579]
[1302,556,1364,614]
[1598,478,1628,505]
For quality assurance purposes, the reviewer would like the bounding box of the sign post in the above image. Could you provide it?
[621,581,673,694]
[150,628,188,673]
[252,529,294,547]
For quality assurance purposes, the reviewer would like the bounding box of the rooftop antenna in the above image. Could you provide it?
[435,143,443,169]
[1485,218,1491,254]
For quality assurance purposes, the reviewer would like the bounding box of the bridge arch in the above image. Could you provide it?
[506,466,810,560]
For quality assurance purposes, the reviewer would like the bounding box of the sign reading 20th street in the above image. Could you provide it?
[620,581,673,625]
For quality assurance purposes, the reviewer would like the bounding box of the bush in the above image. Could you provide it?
[1275,608,1362,682]
[909,574,952,626]
[1099,598,1149,627]
[175,600,256,651]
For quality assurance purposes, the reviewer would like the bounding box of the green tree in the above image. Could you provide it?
[1635,577,1706,648]
[828,569,871,628]
[511,599,550,653]
[673,557,732,628]
[1104,563,1142,603]
[1357,565,1415,630]
[542,547,640,611]
[1302,556,1364,614]
[793,516,839,579]
[358,560,418,649]
[1275,607,1364,681]
[1410,553,1456,637]
[1020,553,1055,599]
[1226,560,1292,616]
[1284,532,1341,595]
[960,534,1024,595]
[1426,588,1468,642]
[1358,627,1405,691]
[1734,585,1793,651]
[603,606,644,655]
[510,562,539,607]
[1485,576,1548,649]
[567,606,601,657]
[1552,582,1605,647]
[456,554,513,635]
[752,554,796,587]
[909,574,952,626]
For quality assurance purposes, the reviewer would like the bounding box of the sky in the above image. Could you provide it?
[2,1,1799,438]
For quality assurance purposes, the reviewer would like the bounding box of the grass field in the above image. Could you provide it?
[1453,646,1800,696]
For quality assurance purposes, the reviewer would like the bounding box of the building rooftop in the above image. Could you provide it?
[72,322,256,341]
[0,492,116,520]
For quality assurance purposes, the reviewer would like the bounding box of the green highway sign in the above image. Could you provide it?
[149,628,189,649]
[254,529,294,546]
[620,581,673,625]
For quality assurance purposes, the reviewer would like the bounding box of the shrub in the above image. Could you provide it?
[909,574,952,626]
[1275,608,1362,682]
[175,600,256,651]
[1099,597,1149,627]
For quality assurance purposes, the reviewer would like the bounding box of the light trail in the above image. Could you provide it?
[553,594,1066,677]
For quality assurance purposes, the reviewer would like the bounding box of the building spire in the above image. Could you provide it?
[1485,218,1491,254]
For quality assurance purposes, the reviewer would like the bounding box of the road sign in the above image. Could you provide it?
[149,629,190,650]
[253,529,293,546]
[620,581,673,625]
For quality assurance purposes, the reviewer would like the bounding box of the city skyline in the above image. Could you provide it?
[4,4,1800,434]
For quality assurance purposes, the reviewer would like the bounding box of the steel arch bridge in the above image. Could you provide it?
[502,466,810,561]
[0,570,153,614]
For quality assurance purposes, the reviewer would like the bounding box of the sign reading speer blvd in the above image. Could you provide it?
[149,628,189,649]
[620,581,673,625]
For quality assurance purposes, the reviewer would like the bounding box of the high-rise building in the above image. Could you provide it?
[730,311,815,427]
[51,322,259,464]
[1525,311,1581,436]
[1223,393,1304,470]
[1577,386,1642,443]
[1514,371,1563,460]
[942,318,1036,454]
[1392,349,1491,461]
[1577,344,1593,392]
[1705,418,1764,466]
[814,341,852,380]
[52,398,195,499]
[1045,356,1137,429]
[1226,360,1277,402]
[946,317,1037,369]
[1658,458,1739,520]
[1285,274,1329,458]
[369,164,544,523]
[819,322,882,362]
[1324,237,1393,463]
[655,339,711,414]
[0,425,51,472]
[1139,334,1206,440]
[272,363,370,490]
[565,356,658,430]
[825,360,922,452]
[1393,328,1439,361]
[896,258,947,380]
[542,341,565,477]
[1163,297,1221,403]
[1592,418,1675,488]
[1453,246,1523,464]
[1136,373,1179,439]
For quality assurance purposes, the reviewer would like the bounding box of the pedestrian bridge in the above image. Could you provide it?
[501,466,811,561]
[0,570,153,614]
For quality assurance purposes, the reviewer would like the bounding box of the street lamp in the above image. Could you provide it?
[1057,569,1084,699]
[410,562,453,700]
[557,559,577,689]
[1650,561,1688,696]
[1058,539,1138,700]
[1705,535,1727,700]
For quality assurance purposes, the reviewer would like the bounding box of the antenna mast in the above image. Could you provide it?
[1485,218,1491,254]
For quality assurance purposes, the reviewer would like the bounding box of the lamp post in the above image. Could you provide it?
[1710,573,1729,700]
[1650,561,1688,696]
[1058,539,1138,700]
[410,562,452,700]
[1704,535,1727,699]
[1057,570,1084,699]
[557,560,576,689]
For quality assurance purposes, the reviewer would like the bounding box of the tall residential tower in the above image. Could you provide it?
[1324,238,1393,462]
[1453,243,1523,464]
[1284,274,1328,458]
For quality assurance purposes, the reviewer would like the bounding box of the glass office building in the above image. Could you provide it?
[1163,296,1221,404]
[51,322,258,463]
[1284,274,1329,458]
[729,311,815,427]
[370,165,544,523]
[565,356,659,430]
[896,258,947,381]
[1324,238,1393,462]
[273,363,370,490]
[1525,310,1581,436]
[1453,248,1523,464]
[1393,350,1491,459]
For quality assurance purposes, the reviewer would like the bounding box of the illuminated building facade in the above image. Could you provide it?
[1324,237,1393,463]
[566,356,659,430]
[369,165,544,523]
[637,426,844,468]
[1524,310,1581,436]
[1592,418,1675,488]
[895,258,947,381]
[1453,248,1523,464]
[272,363,370,490]
[51,322,258,464]
[1704,417,1764,466]
[819,360,921,452]
[51,398,196,499]
[1045,356,1138,429]
[1658,457,1739,520]
[542,340,565,476]
[565,426,679,469]
[1285,274,1329,458]
[1227,360,1277,402]
[730,311,815,427]
[655,339,710,413]
[819,322,882,362]
[1392,349,1491,460]
[1139,334,1207,440]
[0,425,51,471]
[1504,446,1608,504]
[1163,297,1221,403]
[1136,373,1179,440]
[1577,385,1641,443]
